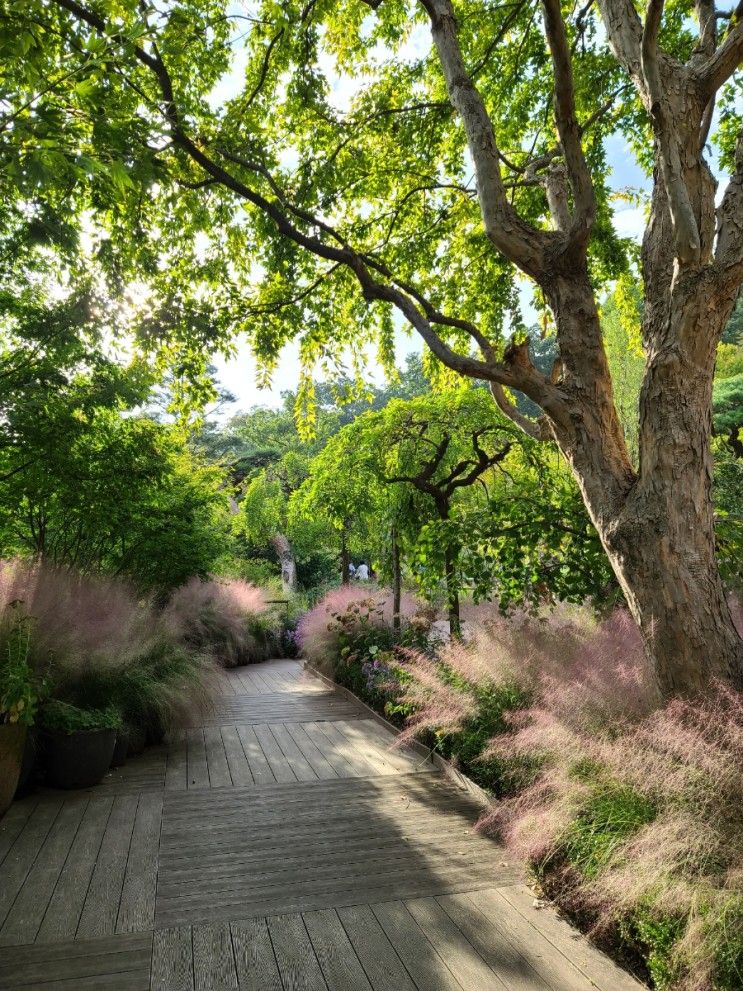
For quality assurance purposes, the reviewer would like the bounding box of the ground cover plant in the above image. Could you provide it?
[302,597,743,990]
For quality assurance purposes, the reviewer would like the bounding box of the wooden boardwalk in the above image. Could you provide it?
[0,659,643,990]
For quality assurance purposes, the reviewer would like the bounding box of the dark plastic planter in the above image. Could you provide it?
[126,723,147,756]
[42,728,117,789]
[15,728,37,796]
[110,730,128,768]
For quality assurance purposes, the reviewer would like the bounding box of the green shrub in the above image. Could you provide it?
[40,700,122,734]
[557,781,657,879]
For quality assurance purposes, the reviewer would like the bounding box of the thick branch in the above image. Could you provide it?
[715,126,743,275]
[51,0,571,436]
[594,0,643,84]
[541,0,596,243]
[696,14,743,97]
[489,382,546,440]
[641,0,702,266]
[419,0,547,279]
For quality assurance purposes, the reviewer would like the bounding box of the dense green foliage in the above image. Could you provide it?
[0,275,234,592]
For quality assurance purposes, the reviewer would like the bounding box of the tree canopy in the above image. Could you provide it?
[3,0,743,693]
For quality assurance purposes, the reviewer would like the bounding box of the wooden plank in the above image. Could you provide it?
[165,731,189,791]
[312,723,383,777]
[0,800,86,946]
[0,932,151,989]
[203,726,232,789]
[465,888,600,991]
[155,841,497,901]
[372,900,463,991]
[116,793,162,933]
[353,719,428,773]
[230,918,283,991]
[160,770,453,815]
[301,722,360,778]
[267,724,318,782]
[186,729,209,790]
[336,903,417,991]
[436,892,552,991]
[38,797,114,942]
[219,726,254,786]
[151,926,194,991]
[158,798,485,845]
[253,724,297,783]
[303,909,373,991]
[155,863,494,928]
[157,828,490,883]
[405,896,505,991]
[495,884,644,991]
[76,794,138,939]
[332,721,411,776]
[267,913,328,991]
[284,724,339,780]
[192,923,237,991]
[0,800,38,868]
[0,800,61,930]
[235,726,275,785]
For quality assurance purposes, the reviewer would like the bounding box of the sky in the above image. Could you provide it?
[206,9,675,417]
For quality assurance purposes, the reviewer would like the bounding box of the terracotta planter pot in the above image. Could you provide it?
[0,723,28,817]
[42,728,117,790]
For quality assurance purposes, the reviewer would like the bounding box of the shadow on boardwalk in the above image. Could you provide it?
[0,659,643,990]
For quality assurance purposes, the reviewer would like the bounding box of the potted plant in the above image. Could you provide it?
[40,701,121,789]
[0,612,41,816]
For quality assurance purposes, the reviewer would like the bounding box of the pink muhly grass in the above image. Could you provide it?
[0,558,219,730]
[0,557,153,675]
[163,577,271,667]
[392,598,743,987]
[297,584,421,673]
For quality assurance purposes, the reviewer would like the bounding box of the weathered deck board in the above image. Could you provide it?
[37,797,114,943]
[76,793,138,939]
[0,800,86,946]
[230,918,283,991]
[0,658,645,991]
[0,932,152,990]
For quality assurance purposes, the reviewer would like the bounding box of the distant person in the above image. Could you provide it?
[348,561,356,578]
[356,562,370,581]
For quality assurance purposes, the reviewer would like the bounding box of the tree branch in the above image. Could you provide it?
[594,0,644,84]
[489,382,546,439]
[419,0,548,279]
[541,0,596,244]
[715,125,743,276]
[695,9,743,97]
[50,0,571,438]
[641,0,702,266]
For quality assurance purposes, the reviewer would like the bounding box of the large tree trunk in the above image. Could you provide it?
[545,250,743,697]
[271,533,297,595]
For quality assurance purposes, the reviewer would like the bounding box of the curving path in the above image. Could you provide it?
[0,659,642,990]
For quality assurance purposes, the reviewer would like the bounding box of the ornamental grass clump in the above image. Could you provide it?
[163,577,279,666]
[0,558,216,737]
[395,602,743,990]
[296,584,424,676]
